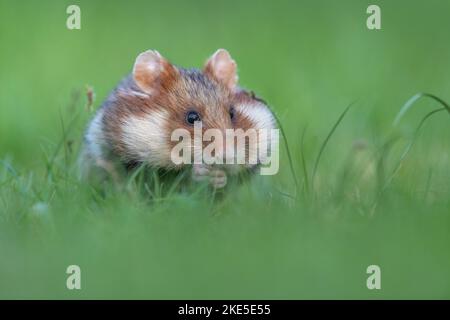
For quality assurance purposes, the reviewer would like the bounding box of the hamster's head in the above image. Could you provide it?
[113,49,277,176]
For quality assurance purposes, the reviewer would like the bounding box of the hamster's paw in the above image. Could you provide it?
[192,164,211,183]
[209,169,227,189]
[192,164,227,189]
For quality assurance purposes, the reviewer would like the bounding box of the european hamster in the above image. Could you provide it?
[81,49,277,189]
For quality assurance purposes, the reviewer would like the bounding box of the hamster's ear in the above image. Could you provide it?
[204,49,238,90]
[133,50,176,94]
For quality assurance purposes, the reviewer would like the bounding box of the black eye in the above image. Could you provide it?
[186,110,201,125]
[229,107,235,120]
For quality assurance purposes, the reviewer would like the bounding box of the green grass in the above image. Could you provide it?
[1,0,450,299]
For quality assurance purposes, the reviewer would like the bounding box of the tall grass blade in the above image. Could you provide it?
[267,105,299,197]
[394,93,450,126]
[300,126,309,193]
[382,107,447,191]
[312,102,354,190]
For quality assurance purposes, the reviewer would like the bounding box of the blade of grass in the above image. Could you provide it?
[300,126,309,194]
[312,102,354,190]
[0,159,19,179]
[166,170,188,197]
[267,105,299,198]
[46,92,82,178]
[382,93,450,192]
[394,92,450,126]
[125,163,147,190]
[382,107,446,192]
[152,170,161,199]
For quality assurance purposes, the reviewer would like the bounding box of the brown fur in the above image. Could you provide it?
[101,67,266,165]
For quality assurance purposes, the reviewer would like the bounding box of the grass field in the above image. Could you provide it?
[0,0,449,299]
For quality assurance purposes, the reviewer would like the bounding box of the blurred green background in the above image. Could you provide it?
[0,0,449,299]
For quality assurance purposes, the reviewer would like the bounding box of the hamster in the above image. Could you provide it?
[80,49,277,189]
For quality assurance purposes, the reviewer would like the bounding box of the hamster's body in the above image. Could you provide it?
[81,49,277,189]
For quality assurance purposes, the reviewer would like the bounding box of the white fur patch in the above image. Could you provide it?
[121,109,171,166]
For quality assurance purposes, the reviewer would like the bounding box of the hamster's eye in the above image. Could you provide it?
[229,106,235,121]
[185,110,201,125]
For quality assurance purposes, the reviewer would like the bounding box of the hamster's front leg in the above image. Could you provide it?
[192,164,227,189]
